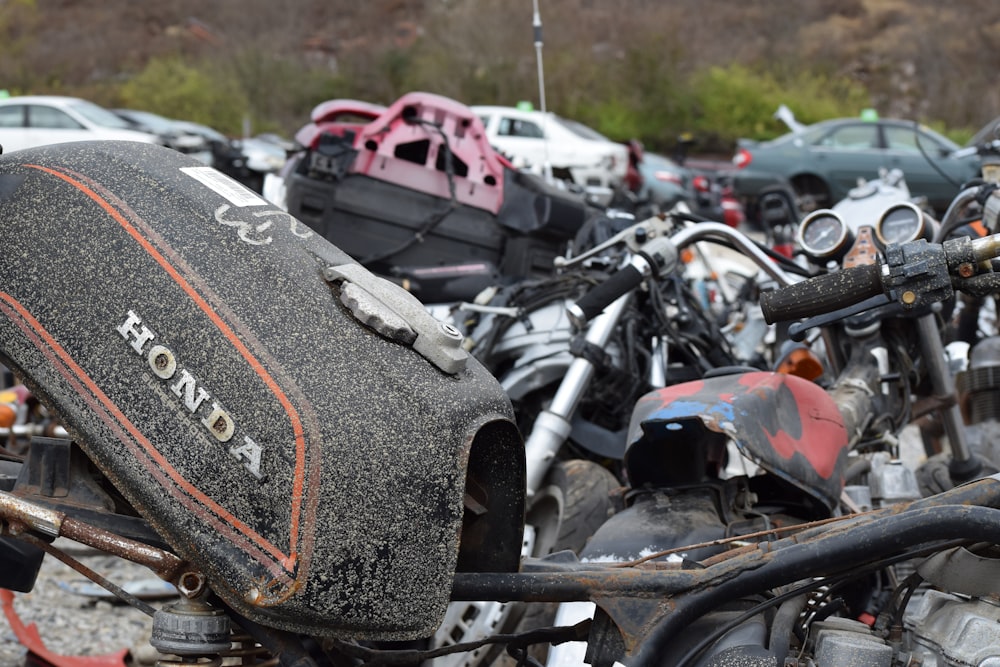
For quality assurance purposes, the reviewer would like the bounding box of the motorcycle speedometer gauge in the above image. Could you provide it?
[797,209,851,260]
[876,202,928,246]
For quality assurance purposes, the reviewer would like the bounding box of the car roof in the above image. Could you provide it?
[471,105,554,119]
[0,95,87,106]
[787,116,942,132]
[762,116,959,148]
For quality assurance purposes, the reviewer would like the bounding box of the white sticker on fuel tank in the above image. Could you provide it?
[180,166,268,207]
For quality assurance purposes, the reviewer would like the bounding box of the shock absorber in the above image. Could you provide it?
[150,573,231,666]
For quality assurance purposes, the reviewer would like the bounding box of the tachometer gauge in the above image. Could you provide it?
[797,209,852,259]
[876,202,928,245]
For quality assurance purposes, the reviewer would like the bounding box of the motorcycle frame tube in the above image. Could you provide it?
[825,334,882,445]
[668,221,797,288]
[451,476,1000,656]
[916,312,973,463]
[453,475,1000,601]
[523,292,633,497]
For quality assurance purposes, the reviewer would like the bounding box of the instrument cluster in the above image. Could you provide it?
[797,201,933,263]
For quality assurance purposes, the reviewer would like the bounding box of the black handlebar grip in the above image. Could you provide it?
[760,263,885,324]
[568,263,645,327]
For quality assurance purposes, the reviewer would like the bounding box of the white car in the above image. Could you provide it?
[472,105,627,188]
[0,95,161,154]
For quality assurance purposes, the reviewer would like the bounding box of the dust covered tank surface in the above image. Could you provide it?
[0,140,525,640]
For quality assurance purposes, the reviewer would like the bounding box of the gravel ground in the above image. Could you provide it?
[0,539,170,666]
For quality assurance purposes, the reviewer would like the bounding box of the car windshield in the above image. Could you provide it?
[69,100,134,129]
[912,124,960,152]
[883,123,957,153]
[119,110,176,133]
[174,121,227,143]
[968,117,1000,147]
[796,124,834,145]
[552,116,611,142]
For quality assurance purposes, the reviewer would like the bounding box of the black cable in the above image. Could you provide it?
[912,120,963,192]
[469,272,601,366]
[359,118,459,267]
[887,571,924,630]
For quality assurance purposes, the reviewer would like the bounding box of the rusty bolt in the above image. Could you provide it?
[958,262,976,278]
[177,571,207,599]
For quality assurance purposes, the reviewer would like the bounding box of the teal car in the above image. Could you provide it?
[731,117,981,214]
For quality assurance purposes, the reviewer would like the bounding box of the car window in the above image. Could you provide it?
[120,110,175,133]
[884,125,930,153]
[67,100,133,129]
[498,117,544,139]
[28,105,83,129]
[0,105,25,128]
[815,124,878,150]
[884,125,955,154]
[553,117,611,142]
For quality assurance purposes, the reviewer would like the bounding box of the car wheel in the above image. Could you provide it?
[790,175,832,212]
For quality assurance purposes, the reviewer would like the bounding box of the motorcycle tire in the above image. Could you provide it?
[494,459,620,667]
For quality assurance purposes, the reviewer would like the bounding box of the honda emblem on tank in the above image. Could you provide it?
[116,310,265,480]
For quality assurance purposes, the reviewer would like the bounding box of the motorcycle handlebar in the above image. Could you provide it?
[566,220,802,329]
[567,259,647,328]
[761,233,1000,325]
[760,263,885,324]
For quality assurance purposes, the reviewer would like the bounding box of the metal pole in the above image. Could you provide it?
[532,0,553,183]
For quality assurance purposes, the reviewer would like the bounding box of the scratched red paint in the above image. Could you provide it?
[633,372,847,482]
[736,373,846,479]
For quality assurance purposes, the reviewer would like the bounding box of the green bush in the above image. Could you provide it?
[689,64,871,144]
[118,57,247,135]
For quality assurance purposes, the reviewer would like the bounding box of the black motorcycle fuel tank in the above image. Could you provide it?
[0,141,525,640]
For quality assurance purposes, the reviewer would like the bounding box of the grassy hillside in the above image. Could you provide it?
[1,0,998,152]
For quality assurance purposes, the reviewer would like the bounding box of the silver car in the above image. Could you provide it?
[0,95,160,154]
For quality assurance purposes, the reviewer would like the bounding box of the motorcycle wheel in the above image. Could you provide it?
[496,459,620,667]
[428,460,618,667]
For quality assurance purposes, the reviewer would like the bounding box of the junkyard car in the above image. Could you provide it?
[732,116,981,214]
[472,105,628,189]
[0,95,160,153]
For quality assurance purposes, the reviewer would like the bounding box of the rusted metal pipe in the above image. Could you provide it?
[59,516,187,583]
[0,489,188,584]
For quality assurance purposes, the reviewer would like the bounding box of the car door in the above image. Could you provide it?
[810,122,883,197]
[491,115,548,169]
[0,104,28,153]
[25,104,90,148]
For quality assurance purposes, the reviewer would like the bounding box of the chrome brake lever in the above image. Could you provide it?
[554,215,678,270]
